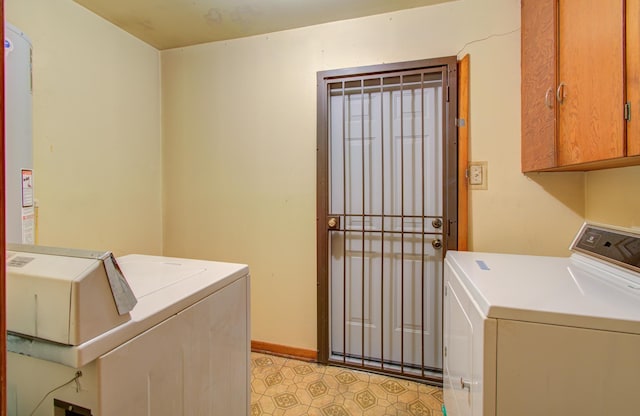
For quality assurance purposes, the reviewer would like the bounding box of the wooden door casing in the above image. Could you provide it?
[457,54,469,251]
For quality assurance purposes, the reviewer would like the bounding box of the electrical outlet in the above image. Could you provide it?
[468,162,488,190]
[469,165,483,185]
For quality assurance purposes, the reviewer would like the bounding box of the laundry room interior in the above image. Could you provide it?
[3,0,640,415]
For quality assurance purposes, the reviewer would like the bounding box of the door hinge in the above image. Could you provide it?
[444,346,448,357]
[455,118,466,127]
[444,285,448,296]
[625,102,631,121]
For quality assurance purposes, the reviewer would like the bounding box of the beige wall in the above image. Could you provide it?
[161,0,585,351]
[461,7,586,255]
[585,166,640,230]
[7,0,603,353]
[6,0,163,256]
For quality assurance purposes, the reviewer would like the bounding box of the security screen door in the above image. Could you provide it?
[317,58,458,383]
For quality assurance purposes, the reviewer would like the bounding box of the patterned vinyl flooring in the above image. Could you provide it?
[251,352,444,416]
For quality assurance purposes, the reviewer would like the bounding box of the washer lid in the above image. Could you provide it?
[445,250,640,335]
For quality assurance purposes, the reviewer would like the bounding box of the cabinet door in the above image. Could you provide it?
[521,0,557,172]
[557,0,625,165]
[628,0,640,156]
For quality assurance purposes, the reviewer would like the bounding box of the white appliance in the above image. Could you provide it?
[443,223,640,416]
[4,23,34,244]
[6,246,250,416]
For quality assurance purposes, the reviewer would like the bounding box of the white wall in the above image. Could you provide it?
[161,0,584,351]
[6,0,163,256]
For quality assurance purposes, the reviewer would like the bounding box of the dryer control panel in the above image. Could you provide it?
[572,223,640,274]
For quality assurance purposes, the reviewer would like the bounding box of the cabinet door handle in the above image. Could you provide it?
[545,87,553,109]
[556,82,565,104]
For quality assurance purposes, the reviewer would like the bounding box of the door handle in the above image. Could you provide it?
[556,82,565,104]
[544,87,553,109]
[432,239,442,249]
[327,216,340,230]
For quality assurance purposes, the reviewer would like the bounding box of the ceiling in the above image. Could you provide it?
[72,0,454,50]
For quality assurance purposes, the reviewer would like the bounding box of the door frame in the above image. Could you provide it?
[316,56,459,381]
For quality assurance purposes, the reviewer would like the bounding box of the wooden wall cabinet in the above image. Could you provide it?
[522,0,640,172]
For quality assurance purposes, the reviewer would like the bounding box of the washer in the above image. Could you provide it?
[442,223,640,416]
[6,249,250,416]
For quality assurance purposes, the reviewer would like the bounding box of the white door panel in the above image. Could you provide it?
[329,76,444,371]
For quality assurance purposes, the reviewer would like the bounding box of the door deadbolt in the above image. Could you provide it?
[327,216,340,230]
[432,218,443,229]
[432,239,442,249]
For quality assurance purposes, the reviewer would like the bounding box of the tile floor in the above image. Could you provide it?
[251,352,444,416]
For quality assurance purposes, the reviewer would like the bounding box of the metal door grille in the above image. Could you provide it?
[317,58,458,384]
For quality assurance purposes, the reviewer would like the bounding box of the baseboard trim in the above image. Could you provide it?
[251,340,317,362]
